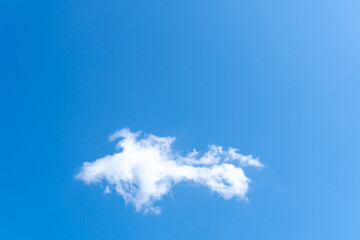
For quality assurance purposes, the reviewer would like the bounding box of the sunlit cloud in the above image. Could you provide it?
[76,129,262,214]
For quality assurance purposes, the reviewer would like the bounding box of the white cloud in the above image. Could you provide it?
[76,128,262,214]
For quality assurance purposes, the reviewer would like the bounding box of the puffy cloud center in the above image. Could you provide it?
[76,129,262,214]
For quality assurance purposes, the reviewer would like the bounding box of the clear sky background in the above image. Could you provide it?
[1,0,360,239]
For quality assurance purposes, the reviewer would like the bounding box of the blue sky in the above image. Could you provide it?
[1,0,360,239]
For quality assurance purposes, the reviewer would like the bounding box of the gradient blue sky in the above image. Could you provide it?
[1,0,360,239]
